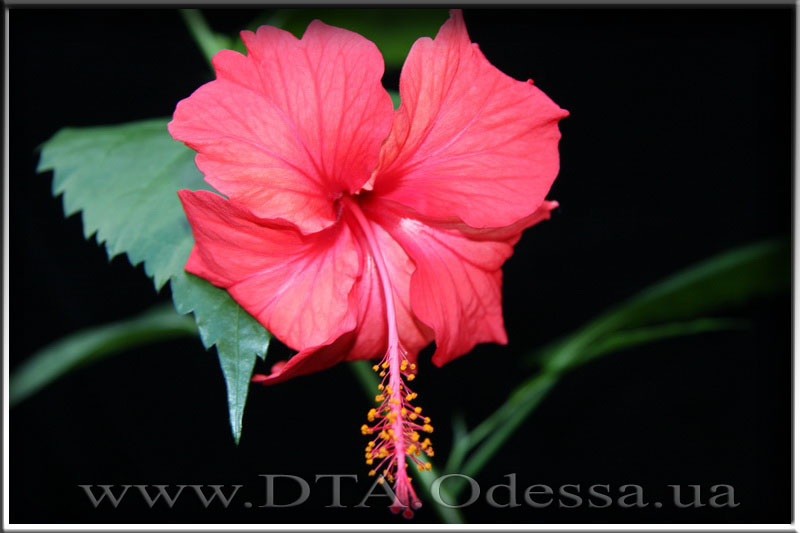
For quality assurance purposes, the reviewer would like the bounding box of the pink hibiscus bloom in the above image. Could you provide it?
[170,9,566,516]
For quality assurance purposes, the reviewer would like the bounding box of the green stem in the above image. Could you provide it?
[350,357,380,399]
[10,304,198,407]
[349,360,465,524]
[444,415,468,474]
[180,9,225,68]
[447,372,559,497]
[412,465,467,524]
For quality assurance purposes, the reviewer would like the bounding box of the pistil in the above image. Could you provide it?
[345,198,434,518]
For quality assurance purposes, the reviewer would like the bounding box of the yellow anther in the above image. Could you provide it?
[407,444,417,454]
[385,385,393,395]
[425,462,432,471]
[401,408,407,417]
[424,417,431,424]
[400,360,408,370]
[361,424,371,435]
[381,362,389,369]
[410,363,416,370]
[414,407,422,414]
[405,393,414,401]
[427,450,435,457]
[366,459,374,465]
[377,384,384,391]
[374,394,384,402]
[379,371,386,377]
[423,424,434,433]
[372,365,380,372]
[418,464,425,472]
[408,374,416,381]
[411,432,420,442]
[377,477,384,484]
[369,470,376,476]
[409,413,418,420]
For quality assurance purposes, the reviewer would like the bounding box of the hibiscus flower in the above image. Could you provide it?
[169,9,567,517]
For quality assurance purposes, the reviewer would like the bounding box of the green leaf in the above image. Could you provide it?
[10,305,197,407]
[171,273,268,443]
[538,239,790,372]
[38,119,271,443]
[597,240,788,330]
[273,9,449,69]
[38,119,196,290]
[577,318,747,364]
[446,239,789,495]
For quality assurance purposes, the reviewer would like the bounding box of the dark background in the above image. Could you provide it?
[10,6,793,524]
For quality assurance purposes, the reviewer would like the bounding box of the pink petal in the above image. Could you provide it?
[366,199,558,366]
[252,332,358,385]
[249,214,436,384]
[170,21,394,234]
[178,189,360,351]
[250,215,435,384]
[342,214,433,362]
[370,9,568,229]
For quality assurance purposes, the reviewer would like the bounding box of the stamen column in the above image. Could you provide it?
[345,198,433,518]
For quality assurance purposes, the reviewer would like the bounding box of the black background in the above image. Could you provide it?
[10,6,793,524]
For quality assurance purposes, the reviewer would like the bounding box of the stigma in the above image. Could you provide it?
[361,346,434,518]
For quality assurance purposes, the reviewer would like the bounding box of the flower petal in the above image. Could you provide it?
[250,215,435,385]
[170,21,394,234]
[370,9,568,229]
[251,332,358,386]
[343,214,433,362]
[178,189,360,351]
[367,200,558,366]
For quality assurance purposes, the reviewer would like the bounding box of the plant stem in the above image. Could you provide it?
[180,9,224,68]
[10,304,197,407]
[446,372,558,497]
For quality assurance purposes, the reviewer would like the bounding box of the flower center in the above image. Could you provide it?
[343,197,434,519]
